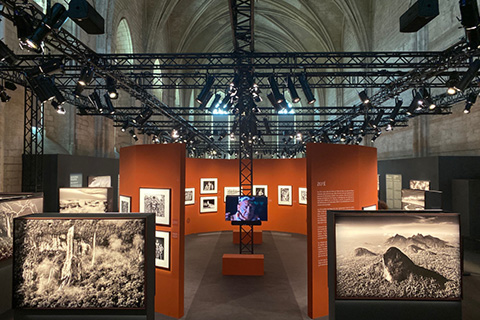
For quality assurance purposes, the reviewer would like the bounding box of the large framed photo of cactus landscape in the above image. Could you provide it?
[12,213,154,311]
[332,212,461,300]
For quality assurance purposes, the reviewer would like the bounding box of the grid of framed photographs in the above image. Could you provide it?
[139,188,171,226]
[185,188,195,205]
[200,178,218,194]
[155,230,170,270]
[200,196,217,213]
[278,185,292,205]
[119,195,131,213]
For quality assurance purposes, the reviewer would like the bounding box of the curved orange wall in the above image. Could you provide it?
[185,158,307,235]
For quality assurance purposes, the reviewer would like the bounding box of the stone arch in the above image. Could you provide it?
[115,18,134,54]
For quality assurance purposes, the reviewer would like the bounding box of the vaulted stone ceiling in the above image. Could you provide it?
[144,0,372,53]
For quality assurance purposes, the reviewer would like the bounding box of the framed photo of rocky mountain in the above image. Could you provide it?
[253,185,268,197]
[298,187,307,205]
[278,185,292,206]
[0,193,43,262]
[139,188,170,226]
[59,188,113,213]
[155,230,170,270]
[12,213,153,310]
[200,178,217,194]
[332,212,461,300]
[119,195,131,213]
[185,188,195,205]
[200,196,217,213]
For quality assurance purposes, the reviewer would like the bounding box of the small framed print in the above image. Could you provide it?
[155,230,170,270]
[224,186,240,202]
[253,185,268,197]
[299,187,307,205]
[278,185,292,206]
[139,188,170,226]
[119,195,131,213]
[200,196,217,213]
[200,178,218,194]
[185,188,195,205]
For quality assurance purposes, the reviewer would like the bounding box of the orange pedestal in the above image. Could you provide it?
[222,254,264,276]
[232,230,263,244]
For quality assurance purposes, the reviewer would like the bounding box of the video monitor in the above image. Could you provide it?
[225,195,268,221]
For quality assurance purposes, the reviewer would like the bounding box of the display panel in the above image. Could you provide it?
[59,188,112,213]
[402,189,425,210]
[185,188,195,205]
[139,188,170,226]
[13,215,148,309]
[299,187,307,205]
[119,195,131,213]
[410,180,430,191]
[253,185,268,197]
[225,196,268,221]
[200,178,217,194]
[200,196,217,213]
[278,185,292,205]
[155,230,170,270]
[87,175,112,187]
[334,213,461,300]
[0,195,43,261]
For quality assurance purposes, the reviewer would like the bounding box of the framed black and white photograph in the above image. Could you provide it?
[185,188,195,205]
[224,186,240,202]
[278,185,292,205]
[253,185,268,197]
[139,188,170,226]
[410,180,430,191]
[200,178,218,194]
[13,215,148,309]
[200,196,217,213]
[298,187,307,205]
[88,175,112,187]
[119,195,131,213]
[401,189,425,210]
[334,212,461,300]
[155,230,170,270]
[59,188,112,213]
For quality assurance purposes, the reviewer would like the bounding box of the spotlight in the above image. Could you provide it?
[0,40,18,65]
[420,87,436,110]
[26,58,64,77]
[208,93,222,113]
[52,100,66,114]
[88,91,103,112]
[73,83,84,97]
[24,3,68,52]
[460,0,480,49]
[358,90,370,104]
[268,75,285,103]
[133,107,153,125]
[198,91,213,109]
[263,117,272,135]
[464,92,478,113]
[406,90,423,115]
[68,0,105,35]
[27,75,63,103]
[455,59,480,92]
[446,72,459,95]
[121,120,129,132]
[14,10,35,46]
[299,73,316,104]
[103,93,115,114]
[78,66,94,86]
[389,97,403,123]
[267,92,283,112]
[372,109,385,128]
[171,129,180,139]
[0,89,11,102]
[197,75,215,104]
[287,76,300,103]
[106,77,118,99]
[250,83,262,103]
[129,129,138,141]
[4,81,17,92]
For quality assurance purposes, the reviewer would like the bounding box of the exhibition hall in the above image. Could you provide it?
[0,0,480,319]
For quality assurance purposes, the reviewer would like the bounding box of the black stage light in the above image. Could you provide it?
[263,117,272,135]
[455,59,480,92]
[372,109,385,128]
[208,93,222,113]
[406,90,423,115]
[464,92,478,114]
[389,97,403,123]
[268,75,285,104]
[460,0,480,29]
[133,107,153,125]
[420,87,436,110]
[68,0,105,34]
[129,129,138,141]
[73,83,84,97]
[28,75,61,103]
[14,10,35,44]
[88,91,103,112]
[198,91,213,109]
[358,90,370,104]
[121,120,129,132]
[106,77,118,99]
[0,89,11,102]
[250,83,262,103]
[25,3,68,52]
[51,100,66,114]
[0,40,18,65]
[103,93,115,114]
[78,66,94,86]
[287,76,300,103]
[197,75,215,104]
[26,58,64,77]
[446,72,459,95]
[299,73,316,104]
[4,81,17,91]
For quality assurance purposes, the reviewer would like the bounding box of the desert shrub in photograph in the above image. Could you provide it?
[13,218,146,309]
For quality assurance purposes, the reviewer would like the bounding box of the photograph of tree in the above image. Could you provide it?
[139,188,170,226]
[59,188,110,213]
[119,196,131,213]
[334,213,461,300]
[0,197,43,261]
[13,217,146,309]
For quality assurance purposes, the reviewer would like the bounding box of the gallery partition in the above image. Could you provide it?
[119,144,185,319]
[306,143,378,319]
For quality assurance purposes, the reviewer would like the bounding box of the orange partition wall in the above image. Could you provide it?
[120,144,185,319]
[306,143,377,319]
[185,158,307,235]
